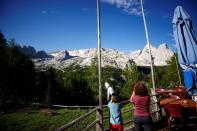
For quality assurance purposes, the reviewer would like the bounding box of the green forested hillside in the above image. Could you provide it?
[0,31,182,111]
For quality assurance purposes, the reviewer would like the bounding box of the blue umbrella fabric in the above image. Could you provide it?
[172,6,197,96]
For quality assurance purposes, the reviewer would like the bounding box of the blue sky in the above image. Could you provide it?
[0,0,197,52]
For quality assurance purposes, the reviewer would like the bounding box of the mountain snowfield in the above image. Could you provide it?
[33,43,174,70]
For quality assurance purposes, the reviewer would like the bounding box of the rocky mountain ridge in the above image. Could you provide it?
[31,43,174,70]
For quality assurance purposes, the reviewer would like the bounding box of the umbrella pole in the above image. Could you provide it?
[140,0,156,91]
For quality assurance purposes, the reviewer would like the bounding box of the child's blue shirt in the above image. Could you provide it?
[108,100,123,124]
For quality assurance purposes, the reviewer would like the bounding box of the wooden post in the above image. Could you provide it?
[140,0,161,122]
[140,0,156,91]
[96,0,103,130]
[96,108,103,131]
[174,53,182,85]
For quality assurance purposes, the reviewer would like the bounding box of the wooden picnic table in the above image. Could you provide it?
[156,88,187,98]
[160,98,197,128]
[160,98,196,108]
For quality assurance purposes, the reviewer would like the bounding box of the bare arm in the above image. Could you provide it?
[107,90,110,101]
[130,91,135,103]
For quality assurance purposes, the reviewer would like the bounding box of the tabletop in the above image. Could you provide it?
[156,88,187,98]
[160,98,197,108]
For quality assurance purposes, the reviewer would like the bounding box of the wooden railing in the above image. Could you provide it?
[56,94,161,131]
[56,107,100,131]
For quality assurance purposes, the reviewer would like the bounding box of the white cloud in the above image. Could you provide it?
[101,0,141,16]
[163,14,172,18]
[41,10,47,14]
[81,8,89,11]
[81,8,96,12]
[166,33,175,41]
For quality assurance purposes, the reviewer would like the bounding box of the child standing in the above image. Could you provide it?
[108,95,123,131]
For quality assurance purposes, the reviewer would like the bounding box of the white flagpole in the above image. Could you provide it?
[140,0,162,123]
[96,0,103,130]
[140,0,156,91]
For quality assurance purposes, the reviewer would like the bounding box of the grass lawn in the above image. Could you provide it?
[0,103,133,131]
[0,108,92,131]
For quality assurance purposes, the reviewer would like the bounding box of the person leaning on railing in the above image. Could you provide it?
[130,81,154,131]
[108,94,124,131]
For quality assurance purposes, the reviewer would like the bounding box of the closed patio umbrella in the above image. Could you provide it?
[172,6,197,97]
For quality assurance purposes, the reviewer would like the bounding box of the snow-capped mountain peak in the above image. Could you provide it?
[33,43,174,70]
